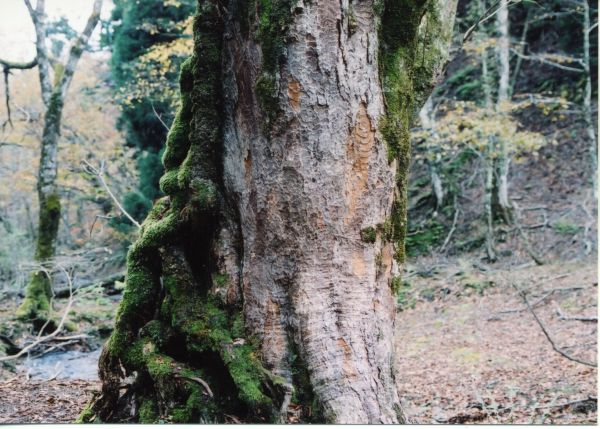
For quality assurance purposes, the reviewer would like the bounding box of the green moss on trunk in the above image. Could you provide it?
[249,0,293,131]
[15,271,52,322]
[17,191,61,323]
[378,1,428,265]
[84,1,284,423]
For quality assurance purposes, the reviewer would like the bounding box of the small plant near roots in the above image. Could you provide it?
[553,219,581,235]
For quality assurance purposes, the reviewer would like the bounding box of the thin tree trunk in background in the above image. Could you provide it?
[510,7,530,94]
[481,38,497,262]
[493,0,513,224]
[581,0,597,198]
[420,97,444,208]
[484,138,497,262]
[86,0,457,423]
[15,0,103,324]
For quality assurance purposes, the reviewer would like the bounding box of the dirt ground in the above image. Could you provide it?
[396,257,598,424]
[0,378,99,423]
[0,257,597,424]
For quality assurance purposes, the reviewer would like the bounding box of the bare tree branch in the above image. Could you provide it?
[0,58,37,70]
[463,0,526,44]
[24,0,53,106]
[510,48,585,73]
[0,264,75,362]
[0,58,37,128]
[82,160,141,229]
[58,0,103,99]
[151,101,170,132]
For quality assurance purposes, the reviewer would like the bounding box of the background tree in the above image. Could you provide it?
[82,0,458,423]
[107,0,195,230]
[0,0,104,326]
[406,0,597,261]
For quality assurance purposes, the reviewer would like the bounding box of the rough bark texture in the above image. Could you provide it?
[15,0,102,324]
[480,31,497,262]
[492,0,513,224]
[85,0,456,423]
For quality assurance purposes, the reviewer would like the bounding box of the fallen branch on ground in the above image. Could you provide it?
[53,272,125,298]
[499,285,584,314]
[535,396,597,413]
[513,283,597,368]
[554,304,598,322]
[0,265,75,362]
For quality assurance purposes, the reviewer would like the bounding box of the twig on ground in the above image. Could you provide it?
[0,265,75,362]
[554,303,598,322]
[45,368,63,382]
[562,341,597,350]
[513,283,597,368]
[534,396,597,412]
[498,284,583,314]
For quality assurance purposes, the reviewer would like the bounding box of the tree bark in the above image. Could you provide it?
[492,0,513,224]
[420,96,444,208]
[580,0,597,198]
[480,37,497,262]
[15,0,103,324]
[85,0,456,423]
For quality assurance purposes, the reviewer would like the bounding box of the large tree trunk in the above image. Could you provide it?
[85,0,456,423]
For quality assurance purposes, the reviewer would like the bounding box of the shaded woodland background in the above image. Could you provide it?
[0,0,597,424]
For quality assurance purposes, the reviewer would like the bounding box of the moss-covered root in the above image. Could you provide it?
[129,341,216,423]
[87,220,166,420]
[16,192,61,325]
[15,271,52,324]
[79,340,215,423]
[160,245,280,419]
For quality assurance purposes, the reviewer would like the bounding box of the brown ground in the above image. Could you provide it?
[0,378,99,423]
[0,258,596,424]
[396,257,598,424]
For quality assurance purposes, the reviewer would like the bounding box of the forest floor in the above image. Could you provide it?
[396,256,598,424]
[0,257,597,423]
